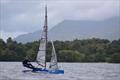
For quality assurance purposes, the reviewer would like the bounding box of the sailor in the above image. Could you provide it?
[22,57,35,69]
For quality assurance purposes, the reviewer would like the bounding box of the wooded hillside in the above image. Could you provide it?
[0,38,120,63]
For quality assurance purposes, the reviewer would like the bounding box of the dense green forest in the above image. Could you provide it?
[0,37,120,63]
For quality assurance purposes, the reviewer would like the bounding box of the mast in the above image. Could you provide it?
[44,5,48,69]
[36,5,48,68]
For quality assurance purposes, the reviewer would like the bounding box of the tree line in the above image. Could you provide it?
[0,37,120,63]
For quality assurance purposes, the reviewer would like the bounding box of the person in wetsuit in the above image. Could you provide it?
[22,58,35,69]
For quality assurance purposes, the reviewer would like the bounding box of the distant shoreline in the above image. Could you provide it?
[0,61,119,64]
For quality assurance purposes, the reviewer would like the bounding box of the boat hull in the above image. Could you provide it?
[32,68,64,74]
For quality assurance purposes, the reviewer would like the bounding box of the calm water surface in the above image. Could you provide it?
[0,62,120,80]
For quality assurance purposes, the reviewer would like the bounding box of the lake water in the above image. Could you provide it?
[0,62,120,80]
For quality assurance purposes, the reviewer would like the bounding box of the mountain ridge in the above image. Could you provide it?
[15,17,120,43]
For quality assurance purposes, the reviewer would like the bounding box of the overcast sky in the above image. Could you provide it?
[0,0,120,41]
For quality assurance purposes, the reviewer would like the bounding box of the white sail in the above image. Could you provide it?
[36,30,46,67]
[36,5,47,68]
[49,41,58,69]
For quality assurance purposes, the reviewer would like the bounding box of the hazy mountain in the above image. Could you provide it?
[14,30,42,43]
[15,17,120,43]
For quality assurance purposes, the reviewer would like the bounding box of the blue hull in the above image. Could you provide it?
[32,68,64,74]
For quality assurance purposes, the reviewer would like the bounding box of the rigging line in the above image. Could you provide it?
[50,63,58,67]
[36,60,45,67]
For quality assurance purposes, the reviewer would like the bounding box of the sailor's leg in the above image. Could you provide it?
[28,64,35,69]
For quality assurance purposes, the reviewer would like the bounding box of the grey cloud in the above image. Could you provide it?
[0,0,120,32]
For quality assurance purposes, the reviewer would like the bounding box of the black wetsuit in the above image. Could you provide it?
[22,59,35,69]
